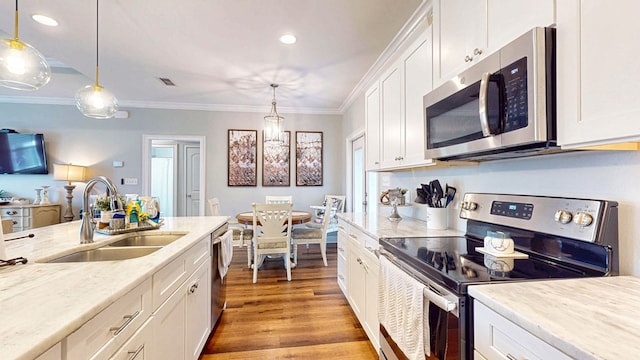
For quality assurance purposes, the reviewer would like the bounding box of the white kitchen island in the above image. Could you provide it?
[0,216,228,360]
[470,276,640,359]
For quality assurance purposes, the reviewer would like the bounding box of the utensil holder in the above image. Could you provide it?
[426,207,448,230]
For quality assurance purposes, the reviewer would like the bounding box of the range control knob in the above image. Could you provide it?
[554,210,573,224]
[573,212,594,227]
[462,201,478,211]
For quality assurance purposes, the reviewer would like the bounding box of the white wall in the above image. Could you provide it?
[0,103,344,221]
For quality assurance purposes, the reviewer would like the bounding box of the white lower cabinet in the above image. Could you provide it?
[58,232,214,360]
[345,225,380,350]
[185,261,212,360]
[153,237,212,360]
[66,278,153,360]
[474,301,571,360]
[336,219,349,294]
[109,317,153,360]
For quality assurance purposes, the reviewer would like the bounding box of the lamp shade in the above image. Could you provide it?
[53,164,87,182]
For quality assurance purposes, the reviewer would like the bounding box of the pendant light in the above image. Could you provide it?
[75,0,118,119]
[264,84,284,143]
[0,0,51,91]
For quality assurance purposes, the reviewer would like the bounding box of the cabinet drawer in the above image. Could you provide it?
[108,317,153,360]
[153,236,210,309]
[2,207,29,216]
[474,301,571,360]
[185,235,211,274]
[66,278,152,360]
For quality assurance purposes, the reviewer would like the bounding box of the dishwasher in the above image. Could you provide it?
[211,223,231,328]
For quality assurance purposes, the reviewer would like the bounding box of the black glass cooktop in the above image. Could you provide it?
[379,236,598,294]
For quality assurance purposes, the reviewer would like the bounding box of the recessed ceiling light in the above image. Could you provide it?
[32,14,59,27]
[279,34,297,45]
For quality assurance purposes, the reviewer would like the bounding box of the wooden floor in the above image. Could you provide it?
[199,243,379,360]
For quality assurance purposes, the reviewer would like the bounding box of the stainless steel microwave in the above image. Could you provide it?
[424,27,556,161]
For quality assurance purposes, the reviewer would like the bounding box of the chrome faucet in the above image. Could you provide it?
[80,176,124,243]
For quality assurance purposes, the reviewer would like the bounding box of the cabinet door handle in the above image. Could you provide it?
[189,282,199,294]
[127,344,145,360]
[473,48,483,56]
[338,274,344,280]
[109,310,140,336]
[338,246,344,253]
[464,55,473,62]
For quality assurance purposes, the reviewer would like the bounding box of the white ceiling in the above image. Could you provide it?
[0,0,423,114]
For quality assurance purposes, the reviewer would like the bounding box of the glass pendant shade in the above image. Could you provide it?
[264,113,284,143]
[76,0,118,119]
[263,84,285,143]
[0,2,51,91]
[75,84,118,119]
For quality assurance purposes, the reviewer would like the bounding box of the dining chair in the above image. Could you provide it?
[208,197,254,268]
[292,196,336,267]
[307,194,345,233]
[251,202,293,283]
[265,195,293,204]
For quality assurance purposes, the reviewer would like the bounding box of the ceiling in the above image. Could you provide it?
[0,0,423,115]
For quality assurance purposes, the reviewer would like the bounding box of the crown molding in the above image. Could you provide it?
[339,0,431,113]
[0,96,342,115]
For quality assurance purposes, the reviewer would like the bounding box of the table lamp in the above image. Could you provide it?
[53,164,87,222]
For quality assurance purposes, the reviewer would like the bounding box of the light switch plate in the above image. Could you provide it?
[123,178,138,185]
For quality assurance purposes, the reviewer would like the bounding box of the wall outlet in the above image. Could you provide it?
[123,178,138,185]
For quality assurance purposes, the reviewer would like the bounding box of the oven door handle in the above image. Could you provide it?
[424,286,457,313]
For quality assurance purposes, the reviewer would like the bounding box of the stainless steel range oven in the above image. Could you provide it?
[378,193,618,360]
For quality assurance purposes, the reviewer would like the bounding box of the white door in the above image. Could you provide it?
[352,135,366,213]
[151,144,177,217]
[185,145,200,216]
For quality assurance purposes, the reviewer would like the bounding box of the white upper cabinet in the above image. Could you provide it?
[433,0,554,86]
[365,83,381,170]
[433,0,487,85]
[487,0,555,51]
[557,0,640,148]
[401,29,433,167]
[380,65,403,168]
[371,24,433,171]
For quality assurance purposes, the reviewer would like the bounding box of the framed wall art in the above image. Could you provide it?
[262,130,290,186]
[228,129,257,186]
[295,131,323,186]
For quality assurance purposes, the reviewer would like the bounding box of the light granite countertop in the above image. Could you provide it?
[0,216,228,360]
[469,276,640,359]
[337,212,464,239]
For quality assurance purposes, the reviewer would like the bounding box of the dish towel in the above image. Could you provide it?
[218,230,234,279]
[378,256,429,360]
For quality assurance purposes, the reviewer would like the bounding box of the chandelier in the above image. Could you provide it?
[264,84,284,143]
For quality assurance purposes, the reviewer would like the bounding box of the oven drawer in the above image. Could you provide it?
[474,301,571,360]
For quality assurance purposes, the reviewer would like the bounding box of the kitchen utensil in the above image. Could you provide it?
[415,188,427,204]
[431,180,444,207]
[421,184,434,207]
[445,185,457,207]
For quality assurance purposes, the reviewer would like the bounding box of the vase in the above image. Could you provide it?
[40,186,50,204]
[33,188,42,205]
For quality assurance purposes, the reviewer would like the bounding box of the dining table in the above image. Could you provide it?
[235,210,312,270]
[235,210,312,225]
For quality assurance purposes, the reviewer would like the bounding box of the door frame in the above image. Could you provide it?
[345,128,366,213]
[142,134,206,216]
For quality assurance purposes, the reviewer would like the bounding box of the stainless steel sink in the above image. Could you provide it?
[46,246,162,263]
[106,233,185,247]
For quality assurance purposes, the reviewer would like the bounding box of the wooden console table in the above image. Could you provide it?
[0,204,61,232]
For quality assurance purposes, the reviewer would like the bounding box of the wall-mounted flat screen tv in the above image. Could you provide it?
[0,132,48,174]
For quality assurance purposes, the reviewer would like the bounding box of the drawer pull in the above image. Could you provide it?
[338,246,344,253]
[189,283,199,294]
[6,210,17,215]
[338,274,344,280]
[127,344,144,359]
[109,310,140,336]
[506,354,524,360]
